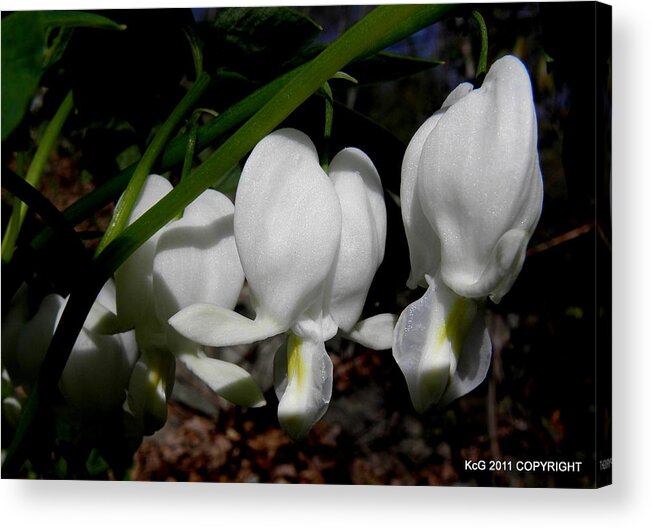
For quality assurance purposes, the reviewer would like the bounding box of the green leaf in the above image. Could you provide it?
[85,449,110,477]
[1,10,125,141]
[1,12,46,140]
[41,11,126,31]
[335,51,443,87]
[206,7,322,80]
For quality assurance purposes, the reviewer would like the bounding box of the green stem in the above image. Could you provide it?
[181,121,198,183]
[183,25,204,79]
[320,82,334,172]
[1,90,74,263]
[471,10,488,78]
[95,71,210,254]
[180,108,217,183]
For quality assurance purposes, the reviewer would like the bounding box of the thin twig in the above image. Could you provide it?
[527,221,595,256]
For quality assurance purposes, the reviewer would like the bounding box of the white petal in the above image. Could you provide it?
[169,303,284,347]
[234,128,342,330]
[294,302,336,342]
[328,148,386,332]
[274,332,333,440]
[418,56,542,299]
[15,291,138,414]
[441,82,474,108]
[1,283,30,382]
[2,397,22,428]
[124,346,176,437]
[153,189,244,325]
[469,228,531,303]
[330,147,386,261]
[178,352,265,408]
[84,300,123,335]
[95,277,117,314]
[401,112,443,289]
[16,294,65,384]
[115,175,173,337]
[59,328,137,415]
[392,275,484,413]
[439,312,492,407]
[400,83,473,289]
[346,313,397,350]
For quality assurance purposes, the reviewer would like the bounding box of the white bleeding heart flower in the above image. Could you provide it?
[11,280,138,416]
[170,128,393,439]
[394,55,543,413]
[393,273,492,413]
[114,174,265,416]
[328,148,387,334]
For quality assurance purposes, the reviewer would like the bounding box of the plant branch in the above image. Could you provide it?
[2,90,74,263]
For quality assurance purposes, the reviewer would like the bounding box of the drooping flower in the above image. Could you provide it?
[6,280,138,416]
[112,175,265,431]
[393,55,543,413]
[170,128,393,439]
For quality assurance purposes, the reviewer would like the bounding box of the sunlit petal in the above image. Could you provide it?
[274,332,333,440]
[170,303,284,346]
[401,82,473,289]
[153,189,244,324]
[393,275,487,413]
[329,147,386,332]
[418,56,542,299]
[234,128,342,330]
[115,174,173,339]
[178,352,265,408]
[346,313,397,350]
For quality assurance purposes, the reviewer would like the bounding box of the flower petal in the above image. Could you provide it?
[59,328,137,415]
[234,128,342,330]
[153,189,244,324]
[115,175,173,339]
[85,299,124,335]
[328,147,386,332]
[274,332,333,440]
[392,275,484,413]
[169,303,284,347]
[345,313,397,350]
[439,311,492,407]
[1,283,30,382]
[178,352,265,408]
[418,56,542,299]
[15,291,138,414]
[400,83,473,289]
[123,346,176,437]
[16,293,65,384]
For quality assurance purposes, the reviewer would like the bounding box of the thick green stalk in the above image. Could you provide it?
[95,71,210,254]
[1,90,74,263]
